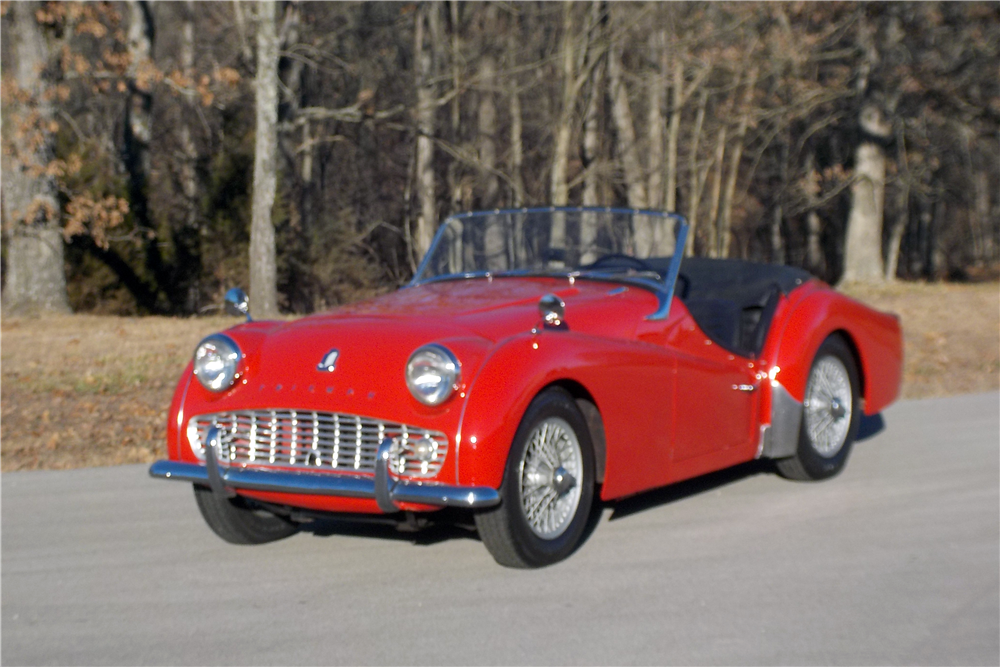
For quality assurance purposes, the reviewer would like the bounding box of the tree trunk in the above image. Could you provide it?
[841,11,893,284]
[506,14,525,208]
[840,103,890,283]
[803,153,825,274]
[124,0,165,302]
[646,29,665,211]
[550,2,577,210]
[685,89,708,256]
[509,88,525,207]
[607,43,647,210]
[706,126,727,258]
[719,67,757,259]
[580,1,605,263]
[178,0,201,312]
[884,180,908,281]
[476,6,499,210]
[665,54,682,214]
[249,0,280,317]
[414,2,439,258]
[607,34,649,255]
[1,1,70,315]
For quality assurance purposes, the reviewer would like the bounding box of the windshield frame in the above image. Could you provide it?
[409,207,689,321]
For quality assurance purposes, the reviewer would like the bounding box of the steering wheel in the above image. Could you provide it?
[583,253,659,276]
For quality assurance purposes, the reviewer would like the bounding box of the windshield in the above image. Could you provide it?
[412,208,685,284]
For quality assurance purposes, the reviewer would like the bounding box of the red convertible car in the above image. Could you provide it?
[151,208,902,567]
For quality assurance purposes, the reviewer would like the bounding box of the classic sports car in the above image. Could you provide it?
[150,208,902,567]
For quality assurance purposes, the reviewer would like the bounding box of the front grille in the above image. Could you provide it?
[187,409,449,478]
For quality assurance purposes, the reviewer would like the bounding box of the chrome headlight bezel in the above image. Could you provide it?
[193,333,242,392]
[405,344,460,406]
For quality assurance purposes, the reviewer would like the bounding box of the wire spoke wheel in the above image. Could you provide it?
[803,356,853,457]
[518,417,583,539]
[776,335,861,482]
[474,388,595,567]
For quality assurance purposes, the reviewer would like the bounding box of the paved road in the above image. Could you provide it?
[3,393,998,666]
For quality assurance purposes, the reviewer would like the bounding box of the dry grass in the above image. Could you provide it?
[840,280,999,399]
[1,315,232,471]
[2,281,997,471]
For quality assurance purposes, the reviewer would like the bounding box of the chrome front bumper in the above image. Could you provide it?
[149,430,499,513]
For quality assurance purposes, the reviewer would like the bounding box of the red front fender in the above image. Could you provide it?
[455,330,678,499]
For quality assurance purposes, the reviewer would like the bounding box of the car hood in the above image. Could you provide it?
[316,277,660,342]
[196,277,657,419]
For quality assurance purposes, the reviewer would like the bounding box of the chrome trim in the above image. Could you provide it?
[755,424,769,459]
[187,409,448,478]
[760,382,803,459]
[204,426,235,498]
[149,458,499,510]
[374,439,396,512]
[317,348,339,372]
[645,221,689,321]
[538,293,566,329]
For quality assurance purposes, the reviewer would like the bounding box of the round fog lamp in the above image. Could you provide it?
[412,436,438,462]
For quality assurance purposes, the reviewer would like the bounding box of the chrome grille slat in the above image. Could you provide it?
[188,409,448,478]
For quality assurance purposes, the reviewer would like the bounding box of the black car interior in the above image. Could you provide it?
[644,257,814,359]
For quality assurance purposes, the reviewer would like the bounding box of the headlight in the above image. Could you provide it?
[406,344,460,406]
[193,334,241,392]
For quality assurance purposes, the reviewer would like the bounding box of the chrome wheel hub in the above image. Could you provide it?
[518,417,582,539]
[803,356,853,457]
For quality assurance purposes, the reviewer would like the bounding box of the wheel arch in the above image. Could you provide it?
[543,379,607,484]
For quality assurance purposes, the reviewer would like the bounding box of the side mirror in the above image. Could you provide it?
[224,287,251,321]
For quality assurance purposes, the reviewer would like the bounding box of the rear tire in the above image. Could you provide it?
[777,335,860,481]
[193,484,298,544]
[475,388,595,568]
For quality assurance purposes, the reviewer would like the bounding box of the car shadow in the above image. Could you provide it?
[298,507,481,547]
[857,412,885,441]
[297,412,888,553]
[605,459,774,522]
[606,411,888,523]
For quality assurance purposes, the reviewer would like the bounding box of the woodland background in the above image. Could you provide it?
[2,1,999,318]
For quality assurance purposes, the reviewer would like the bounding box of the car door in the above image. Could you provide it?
[665,309,760,463]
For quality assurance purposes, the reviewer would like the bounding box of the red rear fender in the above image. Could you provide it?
[766,286,903,415]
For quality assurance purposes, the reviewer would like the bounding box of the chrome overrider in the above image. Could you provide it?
[149,426,500,512]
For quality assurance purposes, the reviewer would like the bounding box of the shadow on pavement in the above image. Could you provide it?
[299,507,480,546]
[606,459,773,522]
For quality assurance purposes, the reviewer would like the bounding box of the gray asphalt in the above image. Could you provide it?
[2,392,998,666]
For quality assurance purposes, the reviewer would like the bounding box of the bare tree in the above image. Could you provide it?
[414,2,439,258]
[841,12,892,283]
[249,0,280,317]
[1,1,70,315]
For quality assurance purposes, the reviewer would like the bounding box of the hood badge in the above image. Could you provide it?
[317,349,339,372]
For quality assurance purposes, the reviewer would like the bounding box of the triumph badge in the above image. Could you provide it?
[317,349,339,372]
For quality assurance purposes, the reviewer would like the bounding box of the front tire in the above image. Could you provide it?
[193,484,298,544]
[777,335,861,481]
[475,388,595,568]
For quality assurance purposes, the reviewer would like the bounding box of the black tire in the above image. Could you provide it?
[777,335,861,481]
[475,388,595,568]
[193,484,298,544]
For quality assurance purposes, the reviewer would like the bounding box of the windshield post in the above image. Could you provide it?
[645,218,689,321]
